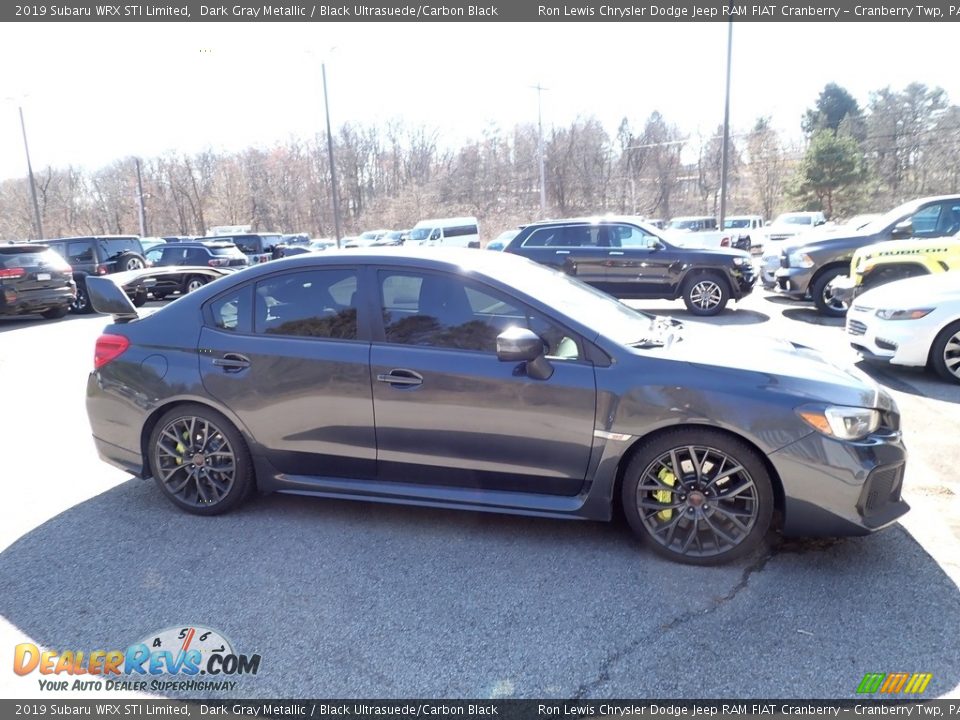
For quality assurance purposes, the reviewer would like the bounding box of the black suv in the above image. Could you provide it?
[503,217,756,315]
[41,236,146,313]
[0,244,76,320]
[144,242,248,300]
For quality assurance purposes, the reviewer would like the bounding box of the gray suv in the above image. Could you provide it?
[41,235,146,314]
[775,196,960,316]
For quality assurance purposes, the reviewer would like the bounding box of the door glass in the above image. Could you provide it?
[209,287,251,333]
[379,271,579,358]
[67,241,94,264]
[612,225,659,248]
[254,269,358,339]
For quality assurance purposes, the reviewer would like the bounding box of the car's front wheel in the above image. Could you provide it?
[183,276,207,293]
[148,405,255,515]
[621,429,774,565]
[811,267,849,317]
[681,274,729,316]
[930,320,960,385]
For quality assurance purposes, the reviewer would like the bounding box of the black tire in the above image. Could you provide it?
[118,253,146,272]
[182,275,207,294]
[811,266,849,317]
[153,292,169,301]
[132,290,148,307]
[41,305,69,319]
[861,265,928,294]
[70,282,94,314]
[148,404,255,516]
[681,273,730,316]
[930,320,960,385]
[621,428,774,565]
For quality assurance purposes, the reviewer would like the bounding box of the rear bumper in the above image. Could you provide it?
[92,434,143,477]
[0,285,75,315]
[770,431,909,536]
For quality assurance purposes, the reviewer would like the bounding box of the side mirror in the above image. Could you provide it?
[891,220,913,239]
[651,240,664,251]
[814,219,826,226]
[496,327,553,380]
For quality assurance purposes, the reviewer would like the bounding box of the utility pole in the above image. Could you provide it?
[531,82,548,218]
[322,62,343,248]
[135,157,148,237]
[19,106,43,240]
[718,11,734,230]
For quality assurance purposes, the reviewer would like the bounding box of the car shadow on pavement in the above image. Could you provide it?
[856,360,960,404]
[636,308,771,326]
[0,313,104,334]
[780,308,845,327]
[1,479,959,698]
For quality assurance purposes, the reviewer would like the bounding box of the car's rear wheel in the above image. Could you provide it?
[811,267,848,317]
[152,292,168,301]
[132,290,148,307]
[622,429,774,565]
[930,320,960,384]
[681,274,729,316]
[41,305,69,319]
[148,405,254,515]
[70,282,93,314]
[183,276,206,293]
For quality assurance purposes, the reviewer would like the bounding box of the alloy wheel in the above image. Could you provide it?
[186,278,205,293]
[153,416,237,508]
[689,280,723,310]
[636,445,759,559]
[821,277,848,313]
[943,331,960,380]
[125,257,145,271]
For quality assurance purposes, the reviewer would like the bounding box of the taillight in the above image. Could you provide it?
[720,237,731,247]
[208,258,229,267]
[0,267,26,279]
[96,264,109,275]
[94,333,130,370]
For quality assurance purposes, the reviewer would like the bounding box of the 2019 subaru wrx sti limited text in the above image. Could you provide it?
[85,249,908,565]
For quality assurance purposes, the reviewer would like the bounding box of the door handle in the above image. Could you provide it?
[608,251,625,255]
[555,250,570,255]
[212,353,251,372]
[376,369,423,387]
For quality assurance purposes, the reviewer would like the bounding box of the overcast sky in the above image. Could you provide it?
[1,21,957,181]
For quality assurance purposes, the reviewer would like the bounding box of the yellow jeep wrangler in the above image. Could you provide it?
[831,236,960,306]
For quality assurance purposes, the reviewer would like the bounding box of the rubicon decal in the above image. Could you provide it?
[13,625,260,691]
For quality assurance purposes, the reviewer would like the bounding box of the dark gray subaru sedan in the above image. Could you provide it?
[85,249,908,565]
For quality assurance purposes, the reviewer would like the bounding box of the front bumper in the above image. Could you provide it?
[770,430,908,536]
[733,266,757,298]
[775,266,813,298]
[845,306,933,368]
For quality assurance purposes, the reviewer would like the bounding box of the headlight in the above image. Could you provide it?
[875,308,935,320]
[732,257,745,266]
[787,252,815,268]
[797,404,880,441]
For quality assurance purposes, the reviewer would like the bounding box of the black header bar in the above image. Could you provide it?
[6,0,960,22]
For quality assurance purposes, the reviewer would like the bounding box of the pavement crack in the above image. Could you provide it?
[570,548,776,700]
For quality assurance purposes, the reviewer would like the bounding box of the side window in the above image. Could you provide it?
[612,225,660,249]
[379,271,580,359]
[908,205,947,236]
[67,241,94,264]
[254,269,358,339]
[521,227,565,247]
[186,248,208,265]
[429,229,441,241]
[209,286,251,333]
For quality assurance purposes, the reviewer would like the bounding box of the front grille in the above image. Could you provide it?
[851,305,874,313]
[858,464,904,518]
[847,320,867,336]
[769,234,792,242]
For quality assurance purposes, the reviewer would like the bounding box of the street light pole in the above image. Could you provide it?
[322,62,343,248]
[718,11,734,230]
[135,157,148,237]
[532,82,548,218]
[19,105,43,239]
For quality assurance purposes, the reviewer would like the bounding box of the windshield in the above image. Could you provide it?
[724,219,750,229]
[667,219,701,230]
[857,200,924,235]
[773,214,813,226]
[210,246,245,257]
[490,260,655,346]
[99,238,141,258]
[408,228,431,241]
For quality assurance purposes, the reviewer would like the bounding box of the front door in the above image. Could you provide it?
[603,223,678,297]
[370,269,597,496]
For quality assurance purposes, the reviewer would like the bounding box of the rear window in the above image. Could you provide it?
[232,236,262,254]
[99,238,142,259]
[0,248,70,270]
[209,246,244,257]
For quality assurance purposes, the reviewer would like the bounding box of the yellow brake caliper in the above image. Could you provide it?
[175,430,188,465]
[654,467,677,521]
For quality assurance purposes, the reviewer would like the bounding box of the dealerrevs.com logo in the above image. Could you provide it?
[13,625,261,693]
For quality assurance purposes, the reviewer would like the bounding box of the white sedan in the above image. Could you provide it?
[846,273,960,383]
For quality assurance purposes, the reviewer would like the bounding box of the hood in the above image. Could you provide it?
[856,272,960,306]
[645,326,889,409]
[785,231,874,255]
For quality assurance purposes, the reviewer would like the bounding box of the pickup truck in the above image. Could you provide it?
[723,215,765,251]
[502,216,756,316]
[775,195,960,316]
[663,216,749,252]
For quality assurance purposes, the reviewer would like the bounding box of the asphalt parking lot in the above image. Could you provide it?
[1,279,959,700]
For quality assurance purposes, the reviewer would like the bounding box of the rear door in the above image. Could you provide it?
[198,266,376,479]
[514,224,609,283]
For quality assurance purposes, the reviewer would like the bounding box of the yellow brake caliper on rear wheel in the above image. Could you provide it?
[654,467,677,521]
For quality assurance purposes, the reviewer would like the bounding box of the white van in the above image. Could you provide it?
[406,216,480,248]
